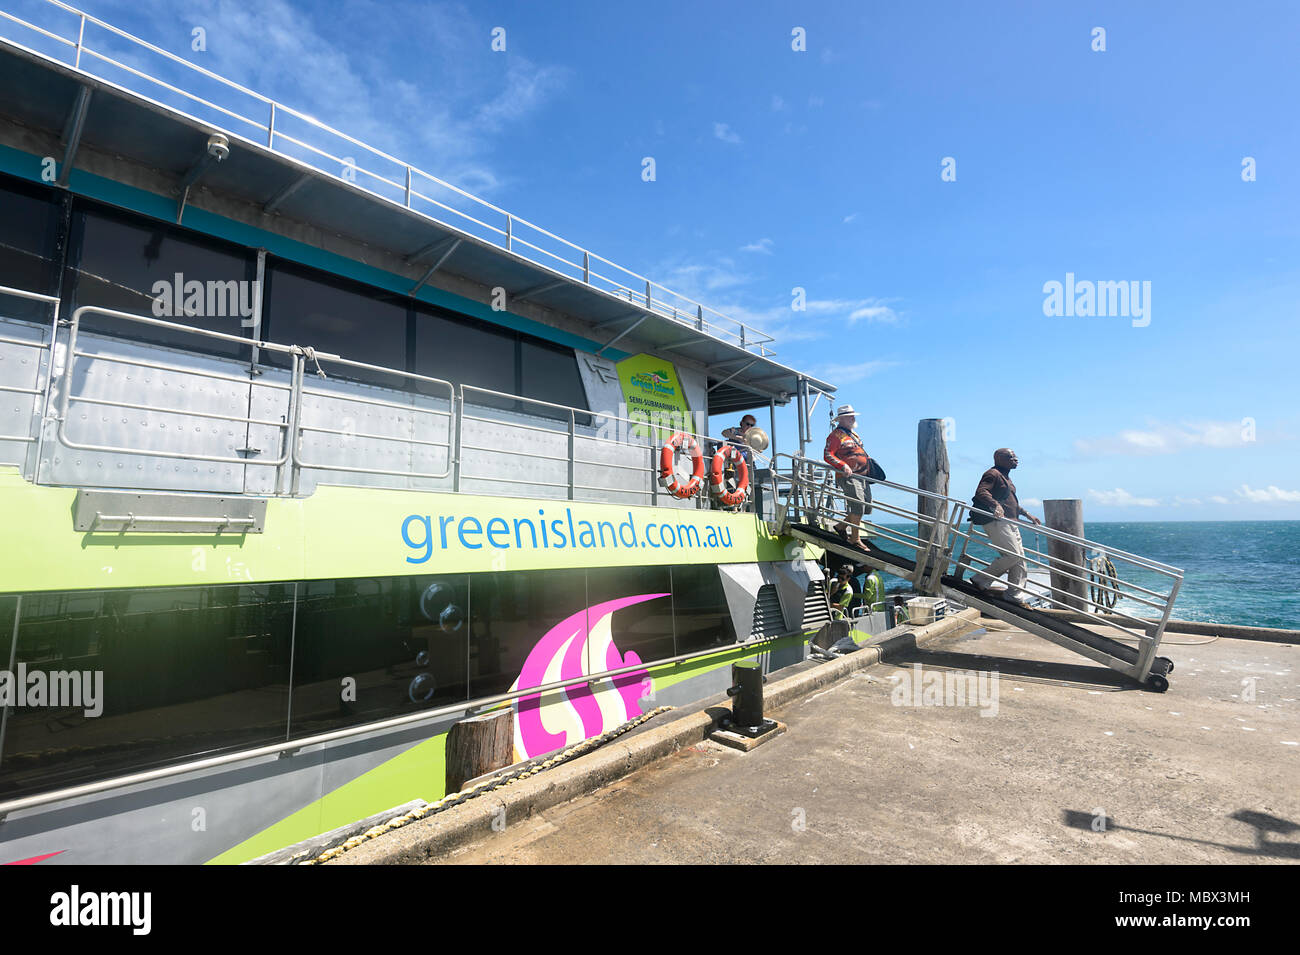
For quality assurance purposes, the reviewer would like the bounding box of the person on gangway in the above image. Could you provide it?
[969,448,1041,606]
[823,404,874,548]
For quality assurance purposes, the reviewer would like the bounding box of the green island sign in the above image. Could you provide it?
[615,353,693,439]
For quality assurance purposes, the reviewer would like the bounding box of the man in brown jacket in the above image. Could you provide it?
[970,448,1041,605]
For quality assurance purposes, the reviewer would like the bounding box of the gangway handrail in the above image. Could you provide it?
[779,453,1182,575]
[771,452,1184,679]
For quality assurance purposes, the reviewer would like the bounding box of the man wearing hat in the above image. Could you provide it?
[824,404,872,547]
[722,413,758,467]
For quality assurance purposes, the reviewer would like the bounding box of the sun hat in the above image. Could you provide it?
[835,403,857,418]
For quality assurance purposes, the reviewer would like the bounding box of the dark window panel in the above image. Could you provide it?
[467,568,587,700]
[412,309,515,409]
[262,264,409,387]
[585,566,674,669]
[0,176,61,321]
[66,206,255,358]
[670,565,736,654]
[0,584,293,799]
[521,338,590,424]
[288,576,468,738]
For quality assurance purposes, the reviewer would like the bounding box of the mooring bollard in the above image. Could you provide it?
[727,659,766,730]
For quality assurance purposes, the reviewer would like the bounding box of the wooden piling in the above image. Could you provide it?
[1043,499,1087,611]
[917,419,950,527]
[445,709,514,794]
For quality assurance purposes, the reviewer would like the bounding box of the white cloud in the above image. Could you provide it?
[808,95,825,107]
[1021,497,1043,508]
[713,122,743,144]
[1210,495,1230,504]
[1087,488,1161,507]
[847,302,901,324]
[842,213,858,224]
[1172,496,1202,507]
[808,360,903,384]
[1234,484,1300,503]
[120,0,567,199]
[740,238,774,255]
[650,254,901,346]
[771,94,786,111]
[1075,420,1261,457]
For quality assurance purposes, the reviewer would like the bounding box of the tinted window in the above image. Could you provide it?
[263,264,409,386]
[467,568,587,700]
[0,177,60,321]
[587,566,674,668]
[289,576,467,737]
[66,206,255,358]
[0,585,293,798]
[521,340,588,412]
[670,565,736,653]
[413,309,515,407]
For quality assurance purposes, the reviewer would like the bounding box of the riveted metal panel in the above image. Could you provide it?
[45,333,251,492]
[293,376,453,494]
[0,316,51,478]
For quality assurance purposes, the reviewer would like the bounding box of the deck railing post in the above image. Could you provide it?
[267,102,276,148]
[505,214,512,251]
[567,410,575,500]
[452,390,463,492]
[583,251,590,283]
[74,14,85,69]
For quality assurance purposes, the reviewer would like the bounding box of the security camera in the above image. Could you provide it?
[206,133,230,162]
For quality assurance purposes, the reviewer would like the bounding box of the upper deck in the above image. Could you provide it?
[0,1,833,415]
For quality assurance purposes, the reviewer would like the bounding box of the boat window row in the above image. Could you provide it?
[0,564,734,798]
[0,173,589,412]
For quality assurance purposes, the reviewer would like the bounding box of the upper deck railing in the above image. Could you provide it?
[0,283,769,514]
[0,0,777,358]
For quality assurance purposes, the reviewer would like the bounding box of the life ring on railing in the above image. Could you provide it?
[659,432,705,499]
[709,444,750,508]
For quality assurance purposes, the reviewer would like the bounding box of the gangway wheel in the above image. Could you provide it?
[1145,674,1169,693]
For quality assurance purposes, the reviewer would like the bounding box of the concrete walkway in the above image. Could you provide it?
[436,621,1299,864]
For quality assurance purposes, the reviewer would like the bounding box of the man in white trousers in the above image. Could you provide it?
[969,448,1041,606]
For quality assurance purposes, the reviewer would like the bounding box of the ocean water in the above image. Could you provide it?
[871,521,1299,630]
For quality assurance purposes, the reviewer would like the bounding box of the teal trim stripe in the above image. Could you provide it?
[0,143,627,359]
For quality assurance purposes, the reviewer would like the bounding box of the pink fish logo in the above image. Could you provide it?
[510,594,667,760]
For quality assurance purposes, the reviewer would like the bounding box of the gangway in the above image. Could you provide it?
[770,456,1182,691]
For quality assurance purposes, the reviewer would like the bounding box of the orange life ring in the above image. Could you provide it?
[659,432,705,499]
[709,444,750,508]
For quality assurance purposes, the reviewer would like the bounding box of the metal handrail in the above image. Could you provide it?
[772,454,1183,635]
[4,284,768,510]
[291,352,455,482]
[0,630,790,820]
[0,0,780,358]
[58,305,298,468]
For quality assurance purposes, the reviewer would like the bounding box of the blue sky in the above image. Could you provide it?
[8,0,1297,519]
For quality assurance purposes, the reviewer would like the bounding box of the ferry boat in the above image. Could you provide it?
[0,3,1190,866]
[0,2,842,864]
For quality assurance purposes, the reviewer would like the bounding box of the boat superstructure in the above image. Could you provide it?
[0,2,844,863]
[0,2,1187,866]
